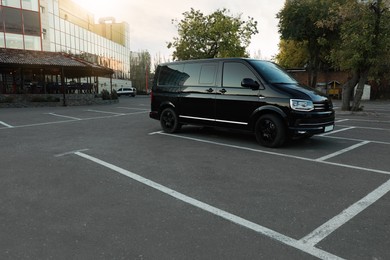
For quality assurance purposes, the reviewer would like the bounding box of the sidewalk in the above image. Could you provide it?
[332,99,390,117]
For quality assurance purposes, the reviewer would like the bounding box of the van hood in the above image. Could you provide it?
[272,83,329,102]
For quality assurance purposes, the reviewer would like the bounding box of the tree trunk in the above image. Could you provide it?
[351,70,369,111]
[341,73,358,111]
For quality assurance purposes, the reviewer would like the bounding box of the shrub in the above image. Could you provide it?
[0,96,14,103]
[111,89,118,100]
[30,96,60,102]
[101,89,111,100]
[101,89,118,100]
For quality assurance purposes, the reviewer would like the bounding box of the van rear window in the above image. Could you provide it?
[158,64,186,86]
[183,63,217,86]
[157,62,218,87]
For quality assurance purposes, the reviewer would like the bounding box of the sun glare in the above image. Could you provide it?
[73,0,110,19]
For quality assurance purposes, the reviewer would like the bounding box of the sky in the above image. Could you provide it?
[72,0,286,61]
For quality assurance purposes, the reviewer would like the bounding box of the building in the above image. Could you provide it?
[0,0,131,94]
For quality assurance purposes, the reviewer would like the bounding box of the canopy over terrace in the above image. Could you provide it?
[0,48,114,94]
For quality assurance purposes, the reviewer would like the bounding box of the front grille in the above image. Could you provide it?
[314,100,333,112]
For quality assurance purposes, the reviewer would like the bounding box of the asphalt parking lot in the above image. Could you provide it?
[1,96,389,259]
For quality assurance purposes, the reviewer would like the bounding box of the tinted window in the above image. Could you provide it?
[250,60,297,84]
[23,10,40,36]
[158,64,186,86]
[182,63,217,86]
[3,7,22,34]
[0,10,3,32]
[199,64,217,84]
[223,62,257,88]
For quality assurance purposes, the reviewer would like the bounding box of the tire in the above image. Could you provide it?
[160,108,181,133]
[255,114,286,148]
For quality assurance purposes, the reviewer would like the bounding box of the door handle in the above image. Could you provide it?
[206,88,214,93]
[219,88,227,94]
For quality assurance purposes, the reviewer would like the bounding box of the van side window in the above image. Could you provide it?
[158,64,186,86]
[183,63,217,86]
[223,62,257,88]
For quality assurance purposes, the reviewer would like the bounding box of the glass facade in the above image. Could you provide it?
[44,0,130,79]
[0,1,41,50]
[0,0,131,79]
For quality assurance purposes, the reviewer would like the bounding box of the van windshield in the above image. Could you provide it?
[250,60,297,84]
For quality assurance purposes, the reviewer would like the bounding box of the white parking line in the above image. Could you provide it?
[117,107,149,111]
[155,132,390,176]
[335,119,350,123]
[0,121,13,128]
[70,151,343,260]
[315,141,371,162]
[319,127,355,136]
[47,113,82,120]
[86,109,125,116]
[300,178,390,246]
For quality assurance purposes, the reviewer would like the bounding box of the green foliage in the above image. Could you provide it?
[277,0,343,87]
[275,40,309,68]
[130,51,151,93]
[328,0,390,72]
[168,8,258,60]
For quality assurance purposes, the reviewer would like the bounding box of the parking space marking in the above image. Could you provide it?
[0,111,148,130]
[0,121,13,128]
[322,135,390,146]
[47,113,82,120]
[320,126,355,136]
[86,109,125,116]
[340,118,390,123]
[315,141,370,162]
[337,124,390,132]
[300,178,390,247]
[154,132,390,176]
[335,119,350,123]
[68,151,343,260]
[117,107,149,111]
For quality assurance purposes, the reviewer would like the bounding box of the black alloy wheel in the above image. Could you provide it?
[160,108,181,133]
[255,114,286,148]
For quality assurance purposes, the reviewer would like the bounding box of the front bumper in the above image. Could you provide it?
[288,110,335,135]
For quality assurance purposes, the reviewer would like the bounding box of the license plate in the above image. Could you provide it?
[324,125,334,132]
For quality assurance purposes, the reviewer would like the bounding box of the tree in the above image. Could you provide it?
[277,0,342,88]
[130,51,151,94]
[326,0,390,110]
[167,8,258,60]
[275,39,309,68]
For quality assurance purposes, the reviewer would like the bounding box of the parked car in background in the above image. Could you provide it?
[117,87,136,97]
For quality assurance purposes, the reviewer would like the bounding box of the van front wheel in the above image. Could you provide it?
[160,108,181,133]
[255,114,286,148]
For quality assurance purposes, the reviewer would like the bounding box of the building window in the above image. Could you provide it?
[23,10,40,36]
[0,33,5,48]
[2,0,21,8]
[5,33,23,49]
[22,0,39,11]
[24,35,41,50]
[0,9,4,32]
[3,7,23,34]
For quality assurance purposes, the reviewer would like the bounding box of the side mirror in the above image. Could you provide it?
[241,78,260,90]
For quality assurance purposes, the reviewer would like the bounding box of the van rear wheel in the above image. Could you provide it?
[255,114,286,148]
[160,108,181,133]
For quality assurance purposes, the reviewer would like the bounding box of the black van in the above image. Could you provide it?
[150,58,335,147]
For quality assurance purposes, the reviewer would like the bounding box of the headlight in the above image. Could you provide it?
[290,99,314,111]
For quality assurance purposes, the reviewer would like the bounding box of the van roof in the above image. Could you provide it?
[158,57,267,66]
